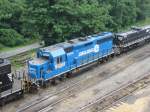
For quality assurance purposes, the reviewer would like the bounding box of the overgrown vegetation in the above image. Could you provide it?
[10,50,35,69]
[0,29,24,47]
[0,0,150,47]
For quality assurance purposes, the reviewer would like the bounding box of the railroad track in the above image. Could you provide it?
[16,59,129,112]
[0,43,41,59]
[17,77,90,112]
[76,73,150,112]
[17,44,150,112]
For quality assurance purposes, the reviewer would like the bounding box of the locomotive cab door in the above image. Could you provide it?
[55,55,66,69]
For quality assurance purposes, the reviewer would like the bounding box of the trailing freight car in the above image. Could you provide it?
[114,26,150,54]
[0,58,23,105]
[28,32,114,86]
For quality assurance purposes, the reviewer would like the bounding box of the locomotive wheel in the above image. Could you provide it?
[102,57,108,63]
[51,78,59,85]
[107,55,112,61]
[110,54,114,59]
[58,75,66,81]
[42,82,49,88]
[29,83,38,93]
[1,98,6,106]
[105,57,109,62]
[46,80,51,87]
[51,79,56,85]
[66,71,73,78]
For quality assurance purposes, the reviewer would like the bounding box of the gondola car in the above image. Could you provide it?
[114,25,150,54]
[28,32,114,86]
[0,58,23,105]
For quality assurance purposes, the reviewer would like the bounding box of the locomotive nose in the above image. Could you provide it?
[29,58,47,66]
[28,58,48,79]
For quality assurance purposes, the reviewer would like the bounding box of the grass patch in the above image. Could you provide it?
[10,49,36,69]
[0,38,39,52]
[135,18,150,26]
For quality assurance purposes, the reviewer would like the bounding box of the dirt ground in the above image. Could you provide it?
[105,84,150,112]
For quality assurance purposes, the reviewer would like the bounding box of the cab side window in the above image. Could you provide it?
[57,56,62,64]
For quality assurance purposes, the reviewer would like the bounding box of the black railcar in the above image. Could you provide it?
[114,26,150,54]
[0,58,23,106]
[0,59,12,92]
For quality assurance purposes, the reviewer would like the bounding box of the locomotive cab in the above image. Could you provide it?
[50,48,66,70]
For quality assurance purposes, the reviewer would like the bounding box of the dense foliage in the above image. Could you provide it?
[0,0,150,47]
[0,29,24,47]
[0,0,25,47]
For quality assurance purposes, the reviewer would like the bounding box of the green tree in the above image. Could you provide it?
[23,0,111,45]
[136,0,150,20]
[101,0,138,31]
[0,0,24,32]
[0,29,24,47]
[0,0,149,47]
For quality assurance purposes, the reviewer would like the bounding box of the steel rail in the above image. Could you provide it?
[75,73,150,112]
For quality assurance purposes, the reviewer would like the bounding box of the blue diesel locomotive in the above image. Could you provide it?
[28,32,114,85]
[28,25,150,86]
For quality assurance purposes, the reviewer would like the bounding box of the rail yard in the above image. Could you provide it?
[0,37,149,112]
[0,0,150,111]
[104,79,150,112]
[0,25,150,112]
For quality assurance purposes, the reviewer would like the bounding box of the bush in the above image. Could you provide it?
[0,43,4,50]
[0,29,25,47]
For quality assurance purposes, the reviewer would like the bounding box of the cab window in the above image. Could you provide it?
[57,56,62,64]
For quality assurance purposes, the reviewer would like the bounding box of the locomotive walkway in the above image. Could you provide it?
[0,42,42,58]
